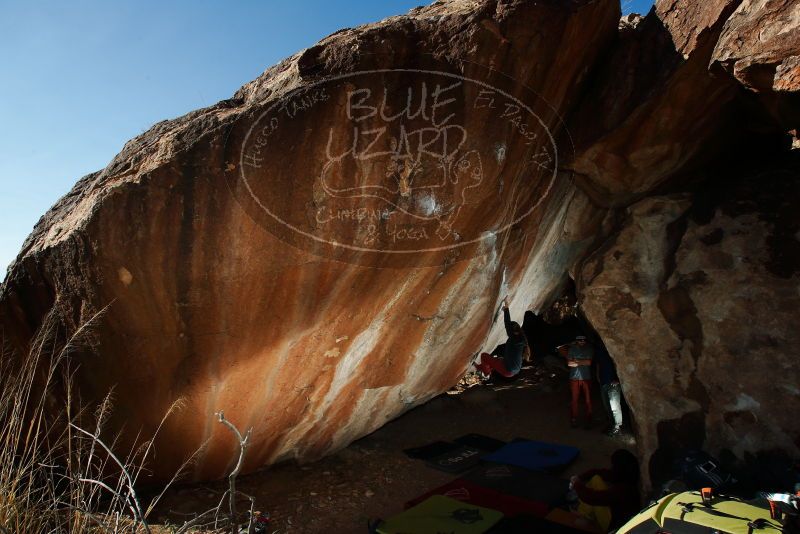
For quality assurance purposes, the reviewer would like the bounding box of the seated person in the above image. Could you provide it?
[571,449,641,533]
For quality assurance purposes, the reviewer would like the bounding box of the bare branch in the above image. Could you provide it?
[215,411,253,534]
[173,507,219,534]
[69,423,150,534]
[77,478,139,526]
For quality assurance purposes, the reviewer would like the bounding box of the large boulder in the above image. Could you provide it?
[0,0,618,481]
[710,0,800,127]
[2,0,798,488]
[563,0,745,206]
[577,154,800,485]
[711,0,800,93]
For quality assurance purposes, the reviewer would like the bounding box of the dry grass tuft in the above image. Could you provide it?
[0,305,258,533]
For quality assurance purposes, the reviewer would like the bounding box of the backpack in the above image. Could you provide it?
[674,450,736,491]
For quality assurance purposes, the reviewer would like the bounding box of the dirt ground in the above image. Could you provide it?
[153,363,636,533]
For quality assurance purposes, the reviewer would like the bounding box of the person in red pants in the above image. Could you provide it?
[474,297,528,379]
[559,335,594,427]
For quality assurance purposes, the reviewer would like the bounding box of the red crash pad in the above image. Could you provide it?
[405,478,550,518]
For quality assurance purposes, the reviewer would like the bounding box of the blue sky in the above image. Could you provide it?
[0,0,654,278]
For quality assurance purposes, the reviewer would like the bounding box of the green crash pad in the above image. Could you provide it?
[378,495,504,534]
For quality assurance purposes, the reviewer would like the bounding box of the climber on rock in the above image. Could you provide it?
[560,334,594,427]
[473,297,529,378]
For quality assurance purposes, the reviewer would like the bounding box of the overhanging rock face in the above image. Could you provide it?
[0,0,618,481]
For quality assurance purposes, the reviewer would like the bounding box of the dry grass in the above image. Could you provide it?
[0,305,258,533]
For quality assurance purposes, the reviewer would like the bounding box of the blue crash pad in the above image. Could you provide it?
[482,440,579,473]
